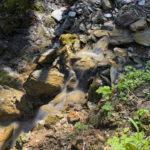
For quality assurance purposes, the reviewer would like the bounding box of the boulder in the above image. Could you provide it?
[66,90,86,104]
[88,30,110,38]
[102,0,112,10]
[51,90,86,105]
[95,36,109,52]
[24,68,64,98]
[0,87,23,120]
[130,18,147,31]
[116,11,138,27]
[38,49,58,64]
[0,125,16,150]
[109,29,133,45]
[134,30,150,46]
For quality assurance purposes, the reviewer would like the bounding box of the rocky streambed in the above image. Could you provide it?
[0,0,150,149]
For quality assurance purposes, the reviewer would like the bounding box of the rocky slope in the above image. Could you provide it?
[0,0,150,150]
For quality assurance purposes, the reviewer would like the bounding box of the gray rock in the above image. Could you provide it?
[116,11,138,27]
[68,11,76,17]
[51,7,66,22]
[104,13,112,18]
[102,0,112,10]
[138,0,145,6]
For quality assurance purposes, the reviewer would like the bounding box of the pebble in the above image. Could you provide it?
[68,11,76,17]
[104,13,112,18]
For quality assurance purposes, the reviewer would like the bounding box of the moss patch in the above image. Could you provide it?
[44,114,59,129]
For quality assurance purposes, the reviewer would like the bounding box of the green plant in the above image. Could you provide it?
[107,117,150,150]
[137,109,149,117]
[74,122,88,132]
[96,86,111,100]
[107,131,150,150]
[114,64,150,101]
[3,0,31,12]
[101,101,113,116]
[146,93,150,100]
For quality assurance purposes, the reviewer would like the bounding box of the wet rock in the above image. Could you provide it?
[88,29,110,38]
[110,66,118,85]
[79,34,88,43]
[102,0,112,10]
[51,90,86,105]
[134,30,150,46]
[51,7,66,22]
[116,11,138,27]
[88,76,103,103]
[0,125,16,150]
[73,56,98,72]
[0,87,24,120]
[113,47,128,57]
[37,49,58,64]
[67,75,78,91]
[109,29,133,45]
[66,90,86,104]
[130,18,147,31]
[95,36,109,52]
[24,68,64,98]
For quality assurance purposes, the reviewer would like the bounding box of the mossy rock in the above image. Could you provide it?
[59,34,77,46]
[140,112,150,125]
[0,70,22,89]
[0,70,15,86]
[44,114,59,129]
[88,77,102,103]
[34,1,43,12]
[44,17,56,27]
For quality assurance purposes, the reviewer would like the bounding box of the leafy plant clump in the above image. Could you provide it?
[74,122,88,133]
[115,64,150,101]
[107,118,150,150]
[107,132,150,150]
[3,0,31,12]
[96,86,111,100]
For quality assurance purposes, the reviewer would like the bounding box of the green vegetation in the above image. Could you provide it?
[44,17,56,27]
[107,118,150,150]
[107,132,150,150]
[0,70,15,86]
[96,86,111,100]
[115,65,150,101]
[74,122,88,132]
[34,1,43,12]
[3,0,31,12]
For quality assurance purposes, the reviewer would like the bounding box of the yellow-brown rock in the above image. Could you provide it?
[88,30,110,38]
[0,125,15,150]
[24,68,64,97]
[96,36,109,52]
[130,18,147,31]
[134,30,150,46]
[38,49,58,64]
[0,87,23,119]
